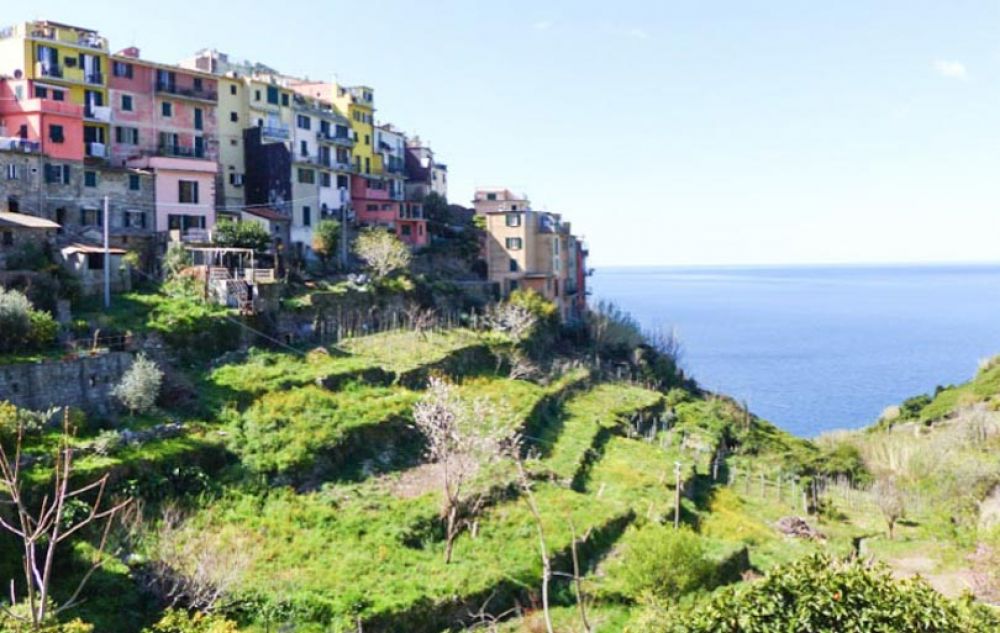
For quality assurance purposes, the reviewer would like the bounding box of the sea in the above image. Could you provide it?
[590,264,1000,437]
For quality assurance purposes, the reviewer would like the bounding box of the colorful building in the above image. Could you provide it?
[108,47,219,237]
[405,136,447,200]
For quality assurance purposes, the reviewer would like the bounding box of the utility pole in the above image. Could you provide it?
[673,461,682,529]
[103,195,110,308]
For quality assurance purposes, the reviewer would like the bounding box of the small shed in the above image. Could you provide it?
[60,243,131,295]
[0,212,60,269]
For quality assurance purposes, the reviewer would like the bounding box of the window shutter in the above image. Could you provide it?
[62,166,70,184]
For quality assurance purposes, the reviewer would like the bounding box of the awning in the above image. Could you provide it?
[61,243,127,255]
[0,212,60,229]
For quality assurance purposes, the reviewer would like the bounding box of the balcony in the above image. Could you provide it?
[28,25,107,50]
[85,142,109,159]
[0,137,41,153]
[260,125,290,141]
[36,62,63,79]
[155,82,218,103]
[85,72,103,85]
[295,153,332,168]
[317,130,355,147]
[84,105,112,123]
[157,144,206,159]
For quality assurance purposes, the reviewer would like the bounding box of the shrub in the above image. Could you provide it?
[611,525,715,600]
[112,353,164,415]
[142,609,239,633]
[636,554,1000,632]
[0,287,58,354]
[312,219,341,270]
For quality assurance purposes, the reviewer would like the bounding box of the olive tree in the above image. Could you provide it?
[354,228,411,280]
[112,353,164,415]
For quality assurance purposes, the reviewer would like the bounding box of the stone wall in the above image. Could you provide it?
[0,351,133,414]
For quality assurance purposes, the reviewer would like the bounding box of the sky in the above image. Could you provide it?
[10,1,1000,266]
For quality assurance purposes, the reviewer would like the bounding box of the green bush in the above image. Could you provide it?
[141,609,238,633]
[610,525,715,600]
[0,287,57,353]
[636,553,1000,632]
[213,219,272,254]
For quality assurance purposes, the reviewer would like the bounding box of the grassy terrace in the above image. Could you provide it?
[541,383,665,485]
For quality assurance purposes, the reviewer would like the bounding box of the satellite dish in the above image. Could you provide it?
[13,69,22,79]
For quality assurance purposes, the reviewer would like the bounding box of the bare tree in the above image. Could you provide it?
[141,504,252,613]
[873,476,906,540]
[484,302,539,380]
[412,377,515,564]
[354,228,411,281]
[0,410,131,628]
[514,457,554,633]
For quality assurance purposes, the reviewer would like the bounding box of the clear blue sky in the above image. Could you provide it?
[11,1,1000,266]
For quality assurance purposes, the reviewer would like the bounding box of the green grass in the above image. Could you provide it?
[584,436,686,521]
[919,362,1000,422]
[543,384,664,483]
[336,328,483,373]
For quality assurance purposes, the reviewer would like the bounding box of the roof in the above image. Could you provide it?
[243,207,290,222]
[62,243,127,255]
[0,212,60,229]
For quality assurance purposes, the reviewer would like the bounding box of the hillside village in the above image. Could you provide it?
[0,17,999,633]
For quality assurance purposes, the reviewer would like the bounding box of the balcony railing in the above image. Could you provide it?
[317,130,355,146]
[260,125,290,140]
[158,144,206,159]
[155,82,218,102]
[36,63,63,78]
[0,137,41,153]
[29,27,107,50]
[85,142,109,159]
[85,72,103,85]
[84,105,112,122]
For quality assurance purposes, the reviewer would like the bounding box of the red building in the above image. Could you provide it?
[351,174,427,247]
[0,78,85,161]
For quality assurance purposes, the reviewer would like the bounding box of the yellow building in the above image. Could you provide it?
[215,74,248,214]
[0,20,111,159]
[332,85,376,176]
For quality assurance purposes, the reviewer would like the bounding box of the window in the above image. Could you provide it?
[230,111,238,122]
[364,134,370,145]
[194,136,205,158]
[255,89,261,101]
[161,101,172,117]
[52,90,64,102]
[297,168,315,184]
[194,108,203,131]
[229,173,244,186]
[266,86,278,105]
[44,164,70,184]
[115,126,139,145]
[1,231,12,246]
[6,165,17,180]
[129,174,140,191]
[230,84,237,95]
[509,258,518,272]
[505,213,521,227]
[87,253,104,270]
[35,86,48,99]
[337,174,349,189]
[300,140,308,157]
[84,171,97,187]
[193,77,203,92]
[302,206,311,227]
[7,196,18,212]
[112,61,133,78]
[505,237,523,250]
[511,204,518,211]
[178,180,199,204]
[401,224,412,236]
[49,124,65,143]
[81,207,102,226]
[320,172,331,187]
[121,94,133,111]
[297,115,311,130]
[281,93,289,107]
[123,210,146,228]
[486,193,497,201]
[364,157,370,174]
[366,203,379,212]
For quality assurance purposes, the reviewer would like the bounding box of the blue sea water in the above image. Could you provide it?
[590,265,1000,437]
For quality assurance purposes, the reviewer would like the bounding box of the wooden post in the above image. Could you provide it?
[673,462,682,529]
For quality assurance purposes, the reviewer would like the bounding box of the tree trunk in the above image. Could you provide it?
[444,505,459,564]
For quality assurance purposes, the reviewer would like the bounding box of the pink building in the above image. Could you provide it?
[109,48,218,235]
[0,79,84,161]
[351,174,427,247]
